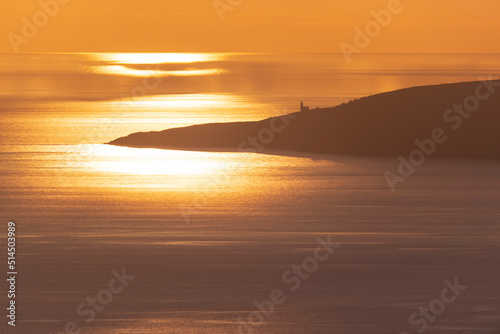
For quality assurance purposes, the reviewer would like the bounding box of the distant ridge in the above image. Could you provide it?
[109,79,500,158]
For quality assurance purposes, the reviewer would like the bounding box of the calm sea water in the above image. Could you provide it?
[1,54,500,333]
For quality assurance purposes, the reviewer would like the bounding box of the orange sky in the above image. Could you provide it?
[1,0,499,53]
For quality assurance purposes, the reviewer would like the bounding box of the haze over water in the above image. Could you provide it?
[1,53,500,333]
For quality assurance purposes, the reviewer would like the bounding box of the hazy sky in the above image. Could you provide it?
[2,0,499,53]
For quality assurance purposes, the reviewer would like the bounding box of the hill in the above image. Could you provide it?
[109,79,500,158]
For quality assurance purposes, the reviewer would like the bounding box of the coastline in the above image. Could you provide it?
[109,79,500,159]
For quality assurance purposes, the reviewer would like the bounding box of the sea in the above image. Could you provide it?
[0,53,500,333]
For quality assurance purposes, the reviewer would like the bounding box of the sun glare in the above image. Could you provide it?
[86,53,228,77]
[91,53,221,64]
[113,94,238,110]
[94,64,226,78]
[85,144,229,178]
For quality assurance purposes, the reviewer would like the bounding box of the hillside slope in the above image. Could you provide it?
[109,79,500,158]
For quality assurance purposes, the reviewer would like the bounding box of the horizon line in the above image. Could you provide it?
[2,52,500,55]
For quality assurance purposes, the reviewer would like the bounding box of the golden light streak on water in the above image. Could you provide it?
[87,145,228,177]
[91,53,223,64]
